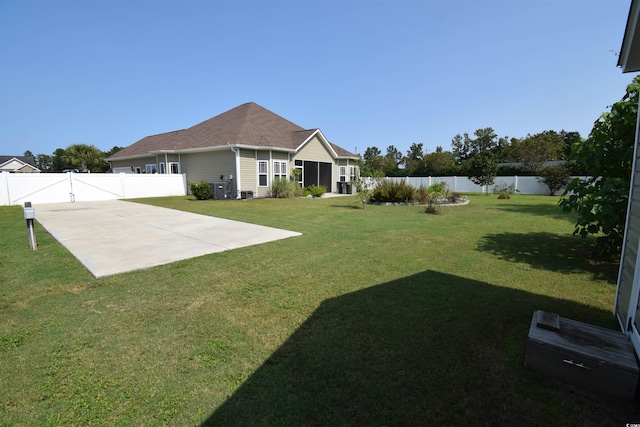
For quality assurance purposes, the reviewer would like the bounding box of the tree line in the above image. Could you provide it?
[359,129,582,178]
[24,144,123,173]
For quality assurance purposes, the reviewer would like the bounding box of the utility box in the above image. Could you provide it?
[525,310,639,400]
[211,182,228,199]
[23,207,35,220]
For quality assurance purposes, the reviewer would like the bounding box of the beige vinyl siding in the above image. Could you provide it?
[295,135,334,163]
[250,150,290,197]
[239,149,257,195]
[617,157,640,328]
[180,150,235,194]
[109,156,157,173]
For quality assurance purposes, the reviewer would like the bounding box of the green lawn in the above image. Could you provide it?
[0,194,631,425]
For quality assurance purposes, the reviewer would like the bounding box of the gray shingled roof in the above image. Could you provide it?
[0,155,37,167]
[108,102,357,160]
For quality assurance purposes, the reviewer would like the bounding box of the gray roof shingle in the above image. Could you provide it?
[108,102,357,160]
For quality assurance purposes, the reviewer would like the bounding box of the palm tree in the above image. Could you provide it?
[62,144,103,172]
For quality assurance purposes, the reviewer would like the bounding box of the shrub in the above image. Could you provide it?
[493,183,518,199]
[307,185,326,198]
[271,178,301,198]
[425,190,442,214]
[414,185,429,204]
[353,175,373,209]
[538,165,571,196]
[189,181,212,200]
[427,181,449,197]
[370,180,415,203]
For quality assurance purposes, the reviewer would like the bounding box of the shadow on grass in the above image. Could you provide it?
[492,201,576,224]
[329,204,365,210]
[477,232,618,283]
[202,270,631,426]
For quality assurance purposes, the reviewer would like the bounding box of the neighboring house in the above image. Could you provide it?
[615,0,640,357]
[0,156,40,173]
[106,102,359,198]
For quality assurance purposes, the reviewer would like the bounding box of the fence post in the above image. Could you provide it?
[120,173,126,199]
[515,175,518,192]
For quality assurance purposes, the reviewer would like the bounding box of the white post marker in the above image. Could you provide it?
[23,201,36,251]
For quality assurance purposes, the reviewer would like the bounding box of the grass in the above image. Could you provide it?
[0,194,631,425]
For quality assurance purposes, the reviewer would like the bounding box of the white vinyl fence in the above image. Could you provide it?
[379,176,587,195]
[0,173,187,206]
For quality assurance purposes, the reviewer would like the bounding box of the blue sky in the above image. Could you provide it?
[0,0,636,158]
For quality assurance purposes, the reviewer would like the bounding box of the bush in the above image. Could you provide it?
[307,185,326,198]
[414,185,429,204]
[427,181,449,197]
[538,165,570,196]
[492,183,518,199]
[189,181,212,200]
[425,191,442,214]
[370,180,415,203]
[271,178,302,198]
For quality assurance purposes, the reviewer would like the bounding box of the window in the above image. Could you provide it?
[159,162,166,174]
[169,162,180,174]
[258,161,268,186]
[294,160,303,185]
[274,161,287,180]
[339,166,347,182]
[349,166,356,181]
[145,164,156,174]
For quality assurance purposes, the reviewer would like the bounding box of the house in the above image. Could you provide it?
[0,156,40,173]
[106,102,359,198]
[615,0,640,358]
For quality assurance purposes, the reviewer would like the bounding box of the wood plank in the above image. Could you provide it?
[527,311,638,372]
[536,310,560,331]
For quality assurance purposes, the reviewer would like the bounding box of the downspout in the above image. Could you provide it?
[229,145,241,199]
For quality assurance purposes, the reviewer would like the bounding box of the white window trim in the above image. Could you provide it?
[339,166,347,182]
[169,162,180,174]
[145,164,156,174]
[258,160,268,187]
[273,160,287,180]
[159,162,166,174]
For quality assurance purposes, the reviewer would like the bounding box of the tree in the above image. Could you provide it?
[559,76,640,257]
[383,145,403,176]
[51,148,72,172]
[538,164,570,196]
[35,154,53,172]
[63,143,105,172]
[559,130,582,159]
[423,148,455,175]
[510,130,565,172]
[361,147,384,177]
[468,152,497,193]
[385,145,403,164]
[451,133,469,163]
[23,150,34,158]
[451,128,500,193]
[403,142,424,174]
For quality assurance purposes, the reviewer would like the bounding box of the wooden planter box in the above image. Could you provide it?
[525,310,639,400]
